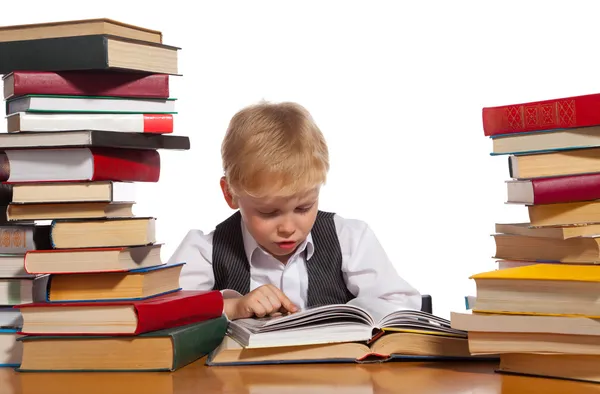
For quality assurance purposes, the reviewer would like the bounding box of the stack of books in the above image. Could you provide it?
[0,18,227,372]
[0,219,35,367]
[451,93,600,383]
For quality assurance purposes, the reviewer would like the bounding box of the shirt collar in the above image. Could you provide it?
[240,218,315,263]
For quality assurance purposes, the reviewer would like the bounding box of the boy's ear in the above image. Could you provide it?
[220,176,239,209]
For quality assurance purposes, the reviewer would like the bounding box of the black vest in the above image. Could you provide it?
[211,210,355,307]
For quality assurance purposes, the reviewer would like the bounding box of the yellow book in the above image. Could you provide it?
[470,263,600,282]
[470,264,600,317]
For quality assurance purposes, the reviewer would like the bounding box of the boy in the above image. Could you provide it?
[167,101,421,320]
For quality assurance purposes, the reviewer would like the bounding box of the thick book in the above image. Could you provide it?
[48,217,156,249]
[24,244,162,274]
[526,199,600,227]
[0,254,30,278]
[471,263,600,317]
[6,201,134,221]
[492,233,600,263]
[497,353,600,384]
[6,95,176,115]
[451,311,600,337]
[490,125,600,155]
[3,71,169,100]
[482,92,600,136]
[508,147,600,179]
[0,18,163,44]
[7,112,173,133]
[43,262,183,302]
[6,181,136,204]
[206,334,485,366]
[16,316,228,372]
[0,34,179,75]
[0,148,160,183]
[17,290,224,335]
[506,173,600,205]
[495,222,600,240]
[0,130,188,150]
[206,304,484,365]
[8,218,156,250]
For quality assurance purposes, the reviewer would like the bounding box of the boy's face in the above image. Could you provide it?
[221,178,319,263]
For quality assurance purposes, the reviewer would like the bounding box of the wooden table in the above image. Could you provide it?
[1,358,599,394]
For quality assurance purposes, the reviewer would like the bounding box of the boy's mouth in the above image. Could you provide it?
[276,241,297,250]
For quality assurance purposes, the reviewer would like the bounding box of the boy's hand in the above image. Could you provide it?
[224,285,298,320]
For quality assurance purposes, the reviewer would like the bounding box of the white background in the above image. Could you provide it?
[2,0,597,319]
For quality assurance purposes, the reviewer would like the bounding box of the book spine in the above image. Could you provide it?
[483,93,600,136]
[10,71,169,99]
[531,173,600,204]
[0,35,110,74]
[169,316,228,371]
[134,291,224,334]
[0,225,52,253]
[91,148,160,182]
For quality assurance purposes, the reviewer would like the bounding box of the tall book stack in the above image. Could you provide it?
[0,18,227,372]
[451,93,600,383]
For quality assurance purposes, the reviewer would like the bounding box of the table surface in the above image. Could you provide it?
[1,358,600,394]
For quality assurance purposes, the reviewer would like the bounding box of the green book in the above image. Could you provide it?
[16,315,228,372]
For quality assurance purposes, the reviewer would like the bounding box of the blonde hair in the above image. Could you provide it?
[221,101,329,198]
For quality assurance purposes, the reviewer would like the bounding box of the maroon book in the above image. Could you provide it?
[3,70,169,99]
[507,172,600,204]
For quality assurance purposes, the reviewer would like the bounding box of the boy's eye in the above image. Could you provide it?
[295,205,313,213]
[257,210,278,217]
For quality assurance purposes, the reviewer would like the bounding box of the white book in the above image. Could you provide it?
[6,112,173,133]
[10,181,136,204]
[6,95,176,115]
[228,303,465,349]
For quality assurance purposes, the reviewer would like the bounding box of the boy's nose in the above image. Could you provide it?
[277,219,295,238]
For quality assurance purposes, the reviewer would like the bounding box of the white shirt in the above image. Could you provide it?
[167,213,421,320]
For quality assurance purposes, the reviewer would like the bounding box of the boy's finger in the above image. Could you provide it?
[249,300,268,317]
[260,287,282,310]
[255,296,276,316]
[267,285,298,312]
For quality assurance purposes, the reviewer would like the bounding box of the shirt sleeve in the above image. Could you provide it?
[167,229,243,300]
[167,229,215,291]
[334,215,422,319]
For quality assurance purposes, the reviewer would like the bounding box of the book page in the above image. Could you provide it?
[379,310,466,337]
[230,304,375,334]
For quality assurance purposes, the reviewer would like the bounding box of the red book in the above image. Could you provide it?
[507,173,600,205]
[1,147,160,183]
[16,290,224,335]
[482,92,600,137]
[3,70,169,99]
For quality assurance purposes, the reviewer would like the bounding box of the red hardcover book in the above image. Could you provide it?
[16,290,224,335]
[1,147,160,183]
[482,92,600,137]
[3,70,169,99]
[507,173,600,205]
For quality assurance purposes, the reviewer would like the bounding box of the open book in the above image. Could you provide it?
[207,304,487,365]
